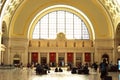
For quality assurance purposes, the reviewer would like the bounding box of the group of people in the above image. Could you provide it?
[55,67,63,72]
[71,63,89,74]
[76,59,112,80]
[35,64,50,74]
[27,59,113,80]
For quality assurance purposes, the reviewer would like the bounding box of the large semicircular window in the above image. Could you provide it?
[32,10,89,39]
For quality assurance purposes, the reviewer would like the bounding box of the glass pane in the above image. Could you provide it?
[49,12,56,39]
[66,12,73,39]
[32,10,90,39]
[33,23,39,39]
[74,15,81,39]
[41,15,48,39]
[57,11,65,33]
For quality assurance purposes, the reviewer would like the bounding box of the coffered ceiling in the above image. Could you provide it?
[0,0,120,39]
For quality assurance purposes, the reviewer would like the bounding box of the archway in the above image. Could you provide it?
[115,23,120,58]
[116,23,120,46]
[13,54,20,67]
[102,54,109,63]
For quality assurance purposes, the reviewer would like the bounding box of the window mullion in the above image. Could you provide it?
[39,20,41,39]
[64,11,66,34]
[81,20,83,39]
[32,10,89,40]
[73,14,74,39]
[48,14,49,38]
[56,11,58,34]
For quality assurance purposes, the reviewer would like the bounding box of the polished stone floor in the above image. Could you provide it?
[0,67,119,80]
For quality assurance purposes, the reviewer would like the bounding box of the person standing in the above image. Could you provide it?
[92,62,98,71]
[99,59,108,80]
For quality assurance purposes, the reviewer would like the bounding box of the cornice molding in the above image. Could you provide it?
[9,37,28,42]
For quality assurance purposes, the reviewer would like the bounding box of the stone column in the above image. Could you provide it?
[0,52,1,64]
[20,51,23,64]
[29,52,31,64]
[56,52,58,66]
[65,52,67,66]
[47,52,49,64]
[38,52,40,64]
[73,52,76,66]
[0,32,2,64]
[0,51,4,65]
[28,52,30,63]
[24,49,28,66]
[9,47,11,65]
[82,52,84,64]
[91,52,94,63]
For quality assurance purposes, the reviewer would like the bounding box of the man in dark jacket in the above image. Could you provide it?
[99,59,108,80]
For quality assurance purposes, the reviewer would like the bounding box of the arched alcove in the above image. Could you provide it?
[102,54,109,63]
[116,23,120,60]
[13,54,21,66]
[116,23,120,46]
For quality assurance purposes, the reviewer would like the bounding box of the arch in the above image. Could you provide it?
[13,54,20,59]
[102,54,109,58]
[0,0,10,29]
[32,10,90,39]
[102,54,109,63]
[116,23,120,46]
[13,54,21,65]
[115,23,120,56]
[8,0,113,40]
[28,5,95,40]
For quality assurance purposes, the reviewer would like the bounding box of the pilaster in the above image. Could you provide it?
[0,31,2,64]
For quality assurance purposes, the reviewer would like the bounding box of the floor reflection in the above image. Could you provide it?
[0,68,119,80]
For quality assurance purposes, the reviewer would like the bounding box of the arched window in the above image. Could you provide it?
[32,10,89,39]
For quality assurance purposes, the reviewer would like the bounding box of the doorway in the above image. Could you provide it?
[58,52,65,67]
[102,54,109,63]
[13,54,20,67]
[40,52,47,65]
[41,57,47,65]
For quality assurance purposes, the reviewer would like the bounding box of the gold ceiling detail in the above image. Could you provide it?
[98,0,120,22]
[3,0,23,19]
[0,0,6,14]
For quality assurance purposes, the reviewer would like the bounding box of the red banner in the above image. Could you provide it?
[85,53,91,62]
[50,52,56,62]
[67,52,73,63]
[31,52,38,63]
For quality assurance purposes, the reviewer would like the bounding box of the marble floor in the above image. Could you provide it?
[0,67,119,80]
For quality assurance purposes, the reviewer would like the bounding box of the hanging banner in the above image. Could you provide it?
[85,53,91,62]
[67,52,73,63]
[31,52,38,63]
[50,52,56,62]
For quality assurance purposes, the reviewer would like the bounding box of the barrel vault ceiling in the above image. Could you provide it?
[0,0,120,40]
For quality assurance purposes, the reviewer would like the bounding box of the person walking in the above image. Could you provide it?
[99,59,108,80]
